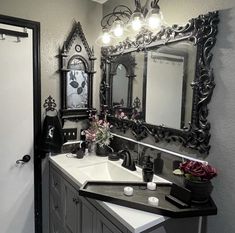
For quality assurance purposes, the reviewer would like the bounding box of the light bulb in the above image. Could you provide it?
[102,32,111,45]
[130,12,144,32]
[148,15,161,29]
[112,20,124,37]
[132,17,143,31]
[146,10,163,31]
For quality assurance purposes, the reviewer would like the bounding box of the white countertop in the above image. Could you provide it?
[50,153,169,233]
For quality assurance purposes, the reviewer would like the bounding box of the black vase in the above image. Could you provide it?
[142,167,154,182]
[95,144,109,157]
[184,179,213,204]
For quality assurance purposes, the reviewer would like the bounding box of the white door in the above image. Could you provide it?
[0,23,35,233]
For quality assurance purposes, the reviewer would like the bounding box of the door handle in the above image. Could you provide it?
[16,155,31,164]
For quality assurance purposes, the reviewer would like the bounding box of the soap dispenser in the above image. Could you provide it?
[143,155,153,169]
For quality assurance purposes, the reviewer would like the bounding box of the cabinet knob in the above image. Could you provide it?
[73,197,79,204]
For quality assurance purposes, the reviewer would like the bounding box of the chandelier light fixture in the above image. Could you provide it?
[96,0,164,46]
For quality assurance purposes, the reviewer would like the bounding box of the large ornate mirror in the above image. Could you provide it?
[100,12,219,154]
[60,22,96,120]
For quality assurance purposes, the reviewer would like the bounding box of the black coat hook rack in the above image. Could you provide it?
[43,96,57,112]
[0,28,28,38]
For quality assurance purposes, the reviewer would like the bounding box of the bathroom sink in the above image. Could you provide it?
[66,158,170,185]
[76,161,142,182]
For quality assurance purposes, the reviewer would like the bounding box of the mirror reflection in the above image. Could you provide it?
[108,41,197,130]
[66,57,88,109]
[111,52,145,120]
[132,52,145,119]
[146,41,196,129]
[112,64,128,107]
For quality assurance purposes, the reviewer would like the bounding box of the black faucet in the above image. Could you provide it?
[118,150,136,171]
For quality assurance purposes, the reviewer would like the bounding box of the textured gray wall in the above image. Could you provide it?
[0,0,102,111]
[104,1,235,233]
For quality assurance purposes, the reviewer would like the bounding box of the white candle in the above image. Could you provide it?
[124,186,133,196]
[148,197,159,206]
[147,182,156,191]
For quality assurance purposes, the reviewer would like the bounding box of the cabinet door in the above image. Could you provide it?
[50,168,62,194]
[80,197,97,233]
[96,212,122,233]
[50,188,63,221]
[63,180,80,233]
[50,212,66,233]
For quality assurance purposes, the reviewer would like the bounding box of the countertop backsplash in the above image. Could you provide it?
[110,135,185,186]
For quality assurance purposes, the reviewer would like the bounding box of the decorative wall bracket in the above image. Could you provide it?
[43,95,57,112]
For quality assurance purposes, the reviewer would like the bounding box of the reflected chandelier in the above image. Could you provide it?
[96,0,164,46]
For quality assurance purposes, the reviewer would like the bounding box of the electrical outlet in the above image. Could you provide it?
[63,128,77,140]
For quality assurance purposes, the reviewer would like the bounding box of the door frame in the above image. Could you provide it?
[0,15,42,233]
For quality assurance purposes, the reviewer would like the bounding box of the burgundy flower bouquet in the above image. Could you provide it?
[180,161,217,182]
[180,161,217,203]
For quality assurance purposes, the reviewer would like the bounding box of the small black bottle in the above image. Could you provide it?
[153,153,164,175]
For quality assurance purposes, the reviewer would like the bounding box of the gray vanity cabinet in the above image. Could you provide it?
[63,179,80,233]
[80,196,97,233]
[96,211,122,233]
[50,164,128,233]
[50,166,80,233]
[50,167,65,233]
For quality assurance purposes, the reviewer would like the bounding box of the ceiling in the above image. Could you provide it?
[91,0,109,4]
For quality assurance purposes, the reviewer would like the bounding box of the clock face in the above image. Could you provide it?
[75,44,82,53]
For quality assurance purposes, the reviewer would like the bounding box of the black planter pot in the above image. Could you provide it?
[95,144,109,157]
[184,179,213,204]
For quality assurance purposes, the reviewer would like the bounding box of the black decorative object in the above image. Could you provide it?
[154,153,164,175]
[79,181,217,218]
[60,21,96,120]
[100,11,219,154]
[95,144,110,157]
[133,97,141,109]
[43,95,57,112]
[40,96,65,154]
[184,179,213,204]
[142,167,154,182]
[165,183,192,208]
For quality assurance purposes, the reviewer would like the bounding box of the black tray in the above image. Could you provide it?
[79,181,217,218]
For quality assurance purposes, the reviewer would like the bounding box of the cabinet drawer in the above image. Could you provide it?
[50,188,63,220]
[50,211,66,233]
[50,168,62,194]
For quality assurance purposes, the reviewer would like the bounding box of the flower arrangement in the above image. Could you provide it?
[85,115,113,147]
[180,161,217,182]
